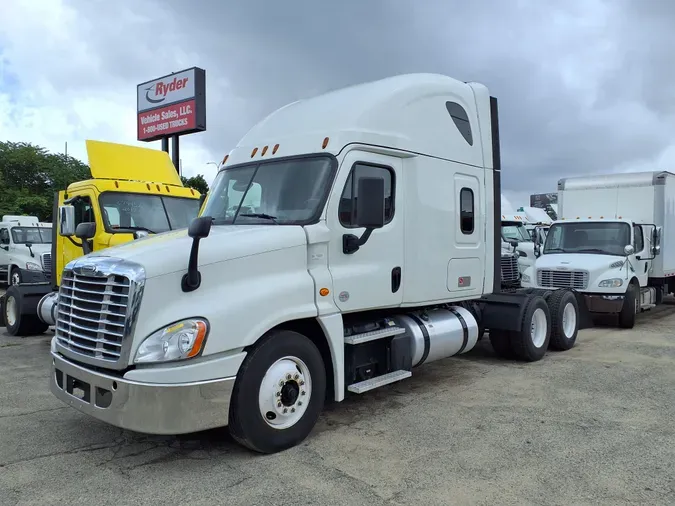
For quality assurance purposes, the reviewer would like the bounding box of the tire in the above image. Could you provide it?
[4,285,50,336]
[547,290,580,351]
[489,329,515,359]
[509,295,551,362]
[228,329,326,454]
[618,283,638,329]
[10,267,21,286]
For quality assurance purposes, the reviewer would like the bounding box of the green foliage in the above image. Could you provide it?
[0,141,91,222]
[180,173,209,195]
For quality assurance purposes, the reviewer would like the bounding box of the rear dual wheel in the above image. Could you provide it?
[489,295,551,362]
[489,290,581,361]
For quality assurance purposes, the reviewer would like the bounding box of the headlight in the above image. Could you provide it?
[522,273,531,283]
[26,262,41,271]
[134,318,209,364]
[599,278,623,288]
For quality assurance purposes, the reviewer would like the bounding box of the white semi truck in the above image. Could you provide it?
[0,216,53,286]
[48,73,591,454]
[524,171,670,328]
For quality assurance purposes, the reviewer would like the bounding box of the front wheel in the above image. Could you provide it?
[10,267,21,286]
[228,329,326,454]
[3,285,50,336]
[618,283,638,329]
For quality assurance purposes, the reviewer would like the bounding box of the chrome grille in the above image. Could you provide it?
[55,271,130,363]
[41,252,52,273]
[537,269,589,290]
[500,255,519,282]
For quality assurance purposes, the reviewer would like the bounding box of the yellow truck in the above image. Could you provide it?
[2,140,203,336]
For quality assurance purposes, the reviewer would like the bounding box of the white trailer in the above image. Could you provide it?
[524,171,670,328]
[47,73,591,454]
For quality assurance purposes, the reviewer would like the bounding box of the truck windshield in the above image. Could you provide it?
[99,193,201,234]
[204,156,336,225]
[11,227,51,244]
[544,222,631,256]
[502,223,531,242]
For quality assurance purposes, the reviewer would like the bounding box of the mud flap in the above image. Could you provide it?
[573,291,594,330]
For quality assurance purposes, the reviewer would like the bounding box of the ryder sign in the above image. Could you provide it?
[136,67,206,142]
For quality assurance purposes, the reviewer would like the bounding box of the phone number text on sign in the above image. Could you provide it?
[137,99,197,140]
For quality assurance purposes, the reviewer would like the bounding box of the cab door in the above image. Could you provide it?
[59,190,105,278]
[633,224,650,287]
[326,150,404,311]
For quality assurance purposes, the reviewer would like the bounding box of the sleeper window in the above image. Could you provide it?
[460,188,474,234]
[339,163,394,227]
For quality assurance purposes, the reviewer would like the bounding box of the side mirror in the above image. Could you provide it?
[343,177,386,255]
[534,243,541,258]
[624,244,635,256]
[58,205,76,236]
[75,222,96,255]
[25,242,33,248]
[188,216,212,239]
[355,177,385,229]
[75,222,96,241]
[182,216,212,293]
[652,227,662,256]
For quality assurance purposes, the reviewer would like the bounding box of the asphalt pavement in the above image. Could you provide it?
[1,296,675,505]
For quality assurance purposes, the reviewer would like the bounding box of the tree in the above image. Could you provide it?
[0,141,91,222]
[181,174,209,195]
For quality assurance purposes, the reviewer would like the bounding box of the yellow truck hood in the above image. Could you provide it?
[85,140,182,186]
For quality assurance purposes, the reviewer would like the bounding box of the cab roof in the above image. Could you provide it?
[85,140,184,186]
[223,73,493,170]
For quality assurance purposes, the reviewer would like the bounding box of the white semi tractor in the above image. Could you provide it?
[48,73,591,454]
[524,171,671,328]
[0,216,52,286]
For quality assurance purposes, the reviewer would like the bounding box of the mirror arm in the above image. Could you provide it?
[343,228,374,255]
[182,238,203,292]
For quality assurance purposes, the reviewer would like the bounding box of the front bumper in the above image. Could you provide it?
[18,268,49,284]
[582,293,625,313]
[50,352,236,435]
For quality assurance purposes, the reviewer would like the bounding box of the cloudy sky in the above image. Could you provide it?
[1,0,674,206]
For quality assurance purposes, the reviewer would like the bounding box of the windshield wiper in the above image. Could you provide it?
[576,248,611,254]
[238,213,279,224]
[122,226,158,234]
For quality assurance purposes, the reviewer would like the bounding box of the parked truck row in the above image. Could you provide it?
[46,73,593,454]
[2,140,203,336]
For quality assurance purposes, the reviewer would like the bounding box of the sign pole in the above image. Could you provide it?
[161,138,169,153]
[172,135,180,175]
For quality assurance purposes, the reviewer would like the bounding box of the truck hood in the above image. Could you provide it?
[536,253,625,272]
[83,225,308,279]
[85,139,183,186]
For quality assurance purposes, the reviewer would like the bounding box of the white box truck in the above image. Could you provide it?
[48,73,592,454]
[524,171,669,328]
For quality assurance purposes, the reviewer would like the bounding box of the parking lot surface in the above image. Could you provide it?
[1,299,675,506]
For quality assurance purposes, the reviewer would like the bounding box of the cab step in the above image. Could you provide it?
[347,369,412,394]
[344,326,406,345]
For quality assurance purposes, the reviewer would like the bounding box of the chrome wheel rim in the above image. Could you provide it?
[561,302,577,338]
[258,356,311,430]
[5,296,17,327]
[530,308,547,348]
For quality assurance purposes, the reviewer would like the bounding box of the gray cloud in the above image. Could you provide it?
[66,0,675,196]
